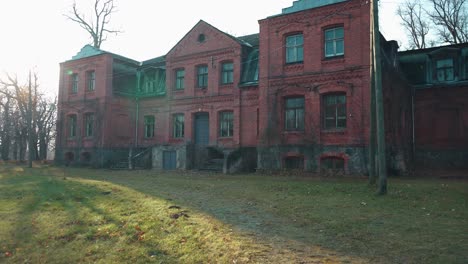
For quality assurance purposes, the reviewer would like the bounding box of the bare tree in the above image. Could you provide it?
[397,0,431,49]
[428,0,468,44]
[0,73,57,162]
[36,96,56,160]
[65,0,121,49]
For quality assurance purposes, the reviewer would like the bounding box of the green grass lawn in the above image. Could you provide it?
[0,165,467,263]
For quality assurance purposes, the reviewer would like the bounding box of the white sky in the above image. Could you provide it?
[0,0,406,96]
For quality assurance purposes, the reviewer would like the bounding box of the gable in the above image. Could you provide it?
[71,45,106,61]
[167,20,243,59]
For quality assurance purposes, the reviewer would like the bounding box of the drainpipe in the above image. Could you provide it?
[135,69,141,148]
[411,85,415,164]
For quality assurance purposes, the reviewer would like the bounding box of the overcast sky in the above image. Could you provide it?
[0,0,406,96]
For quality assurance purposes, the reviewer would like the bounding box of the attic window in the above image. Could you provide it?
[198,34,206,43]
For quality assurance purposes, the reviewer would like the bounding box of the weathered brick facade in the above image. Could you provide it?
[56,0,425,174]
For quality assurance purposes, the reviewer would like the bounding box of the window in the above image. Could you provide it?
[84,113,94,137]
[321,157,345,171]
[71,74,78,94]
[144,116,155,138]
[285,97,305,131]
[219,111,233,137]
[69,115,77,138]
[173,114,184,138]
[286,34,304,63]
[221,62,234,84]
[197,65,208,88]
[324,27,344,58]
[284,156,304,169]
[87,71,95,91]
[436,59,454,81]
[175,69,185,90]
[198,34,206,43]
[323,94,346,129]
[143,72,156,93]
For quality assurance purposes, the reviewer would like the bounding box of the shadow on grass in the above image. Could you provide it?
[1,168,177,263]
[3,165,467,264]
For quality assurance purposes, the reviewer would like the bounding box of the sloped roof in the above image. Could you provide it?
[142,55,166,67]
[281,0,347,15]
[67,44,140,65]
[399,42,468,56]
[238,34,260,47]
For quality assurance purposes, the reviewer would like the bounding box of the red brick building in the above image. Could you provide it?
[399,44,468,169]
[56,0,414,173]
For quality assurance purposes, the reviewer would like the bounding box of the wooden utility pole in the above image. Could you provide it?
[27,71,33,168]
[372,0,387,194]
[369,44,377,185]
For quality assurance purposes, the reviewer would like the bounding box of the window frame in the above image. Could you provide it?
[285,33,304,64]
[221,62,234,85]
[435,58,455,82]
[84,113,94,137]
[322,93,347,130]
[86,70,95,91]
[69,115,77,138]
[284,96,305,131]
[144,115,155,138]
[175,69,185,90]
[71,73,78,94]
[219,111,234,138]
[324,27,344,58]
[173,114,185,138]
[196,65,208,88]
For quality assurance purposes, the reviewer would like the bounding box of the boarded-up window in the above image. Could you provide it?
[284,156,304,169]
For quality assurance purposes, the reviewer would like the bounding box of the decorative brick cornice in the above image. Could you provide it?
[168,48,237,64]
[269,67,368,87]
[267,1,362,28]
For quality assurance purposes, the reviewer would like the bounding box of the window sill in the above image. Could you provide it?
[321,129,346,134]
[283,130,305,135]
[322,56,345,64]
[220,83,234,88]
[284,63,304,72]
[218,136,233,140]
[173,89,184,93]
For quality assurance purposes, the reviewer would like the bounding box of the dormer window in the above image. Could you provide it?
[436,59,454,81]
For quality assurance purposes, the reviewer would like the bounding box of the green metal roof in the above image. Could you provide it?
[282,0,348,15]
